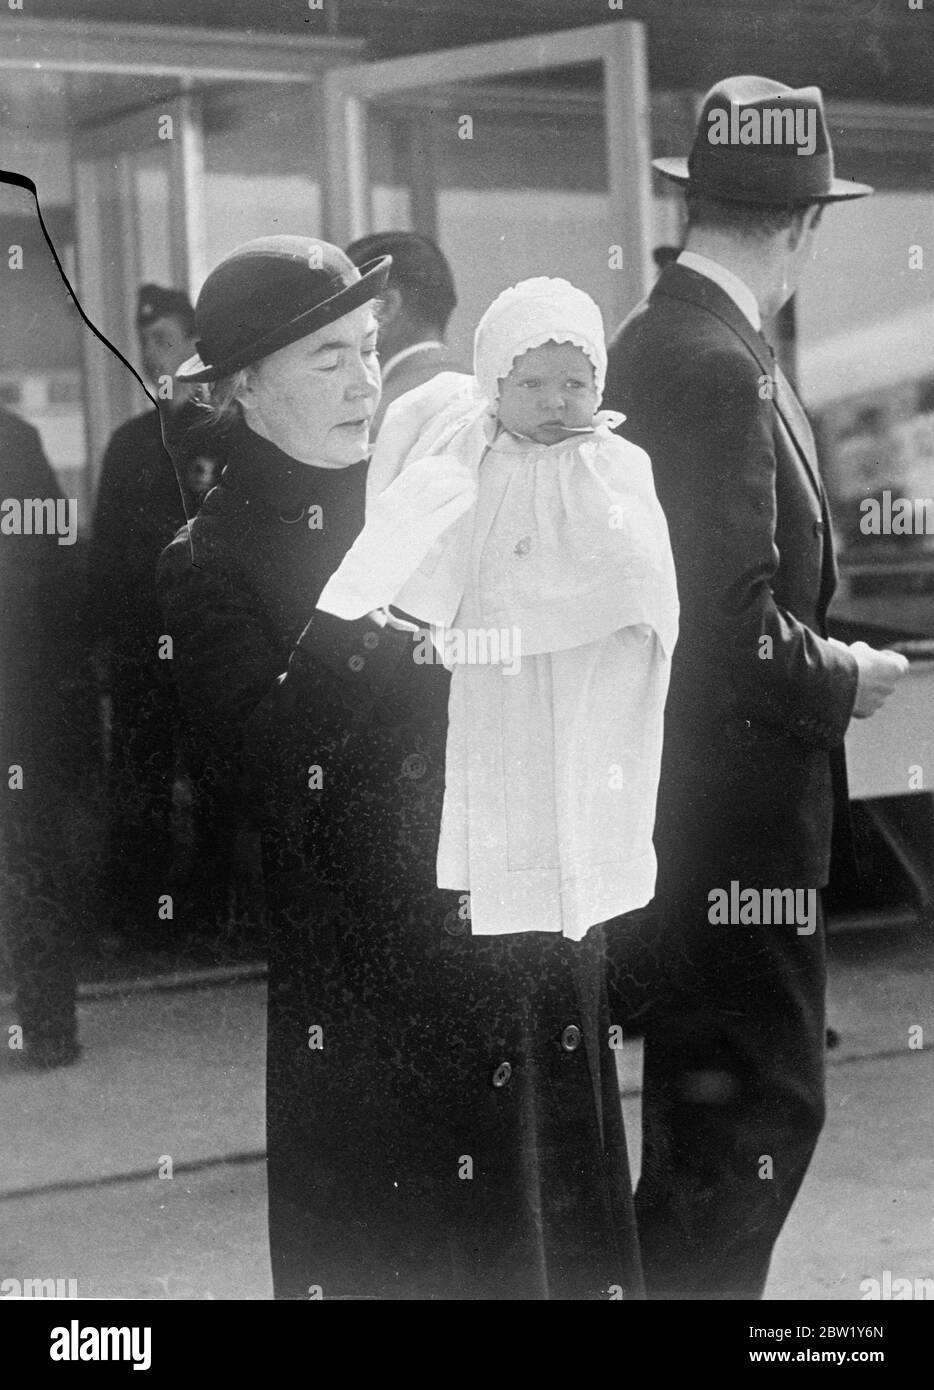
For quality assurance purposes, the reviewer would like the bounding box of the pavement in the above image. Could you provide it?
[2,920,933,1301]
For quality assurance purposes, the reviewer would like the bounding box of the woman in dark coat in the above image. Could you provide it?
[157,235,643,1300]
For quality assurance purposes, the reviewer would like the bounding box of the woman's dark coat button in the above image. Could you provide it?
[561,1024,582,1052]
[363,631,380,650]
[402,752,428,780]
[492,1061,513,1088]
[443,909,468,937]
[348,654,365,672]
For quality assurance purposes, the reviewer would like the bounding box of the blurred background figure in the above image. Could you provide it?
[0,405,90,1068]
[345,231,463,434]
[84,284,225,949]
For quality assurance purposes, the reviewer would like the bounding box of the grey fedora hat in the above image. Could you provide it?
[653,75,873,205]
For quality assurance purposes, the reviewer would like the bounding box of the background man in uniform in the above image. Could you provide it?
[604,77,908,1299]
[345,231,461,435]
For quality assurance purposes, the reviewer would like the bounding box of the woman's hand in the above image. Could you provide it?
[367,606,422,634]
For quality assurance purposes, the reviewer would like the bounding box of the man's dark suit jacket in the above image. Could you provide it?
[604,263,859,898]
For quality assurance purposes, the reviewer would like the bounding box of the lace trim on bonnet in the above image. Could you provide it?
[473,276,608,409]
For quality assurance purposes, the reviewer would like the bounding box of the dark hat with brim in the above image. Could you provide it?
[653,76,873,205]
[176,236,391,383]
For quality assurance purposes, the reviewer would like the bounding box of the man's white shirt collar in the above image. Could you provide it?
[381,340,445,382]
[676,251,762,332]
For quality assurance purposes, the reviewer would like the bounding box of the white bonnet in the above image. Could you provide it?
[473,276,607,410]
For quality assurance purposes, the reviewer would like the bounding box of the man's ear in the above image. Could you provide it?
[788,203,824,252]
[377,285,403,326]
[801,203,824,239]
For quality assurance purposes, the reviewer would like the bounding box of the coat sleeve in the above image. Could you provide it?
[653,345,857,749]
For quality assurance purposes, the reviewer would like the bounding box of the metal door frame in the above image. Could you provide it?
[322,20,655,330]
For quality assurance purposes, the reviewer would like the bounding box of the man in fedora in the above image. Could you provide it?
[604,76,907,1299]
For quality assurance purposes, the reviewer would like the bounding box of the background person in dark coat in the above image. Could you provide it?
[0,406,87,1067]
[158,236,644,1300]
[604,77,908,1299]
[344,231,465,436]
[85,284,225,945]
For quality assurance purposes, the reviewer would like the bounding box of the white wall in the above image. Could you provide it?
[799,192,934,408]
[439,189,620,367]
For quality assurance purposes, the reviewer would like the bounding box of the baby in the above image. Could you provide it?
[318,277,679,940]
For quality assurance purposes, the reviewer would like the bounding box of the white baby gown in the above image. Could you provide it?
[318,370,679,941]
[436,422,674,940]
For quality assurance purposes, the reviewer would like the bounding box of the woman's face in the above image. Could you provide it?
[237,304,381,467]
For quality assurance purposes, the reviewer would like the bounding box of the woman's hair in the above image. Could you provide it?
[200,367,250,426]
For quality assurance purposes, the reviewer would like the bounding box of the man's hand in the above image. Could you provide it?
[842,640,909,719]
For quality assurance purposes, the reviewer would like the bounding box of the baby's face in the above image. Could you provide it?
[496,341,599,445]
